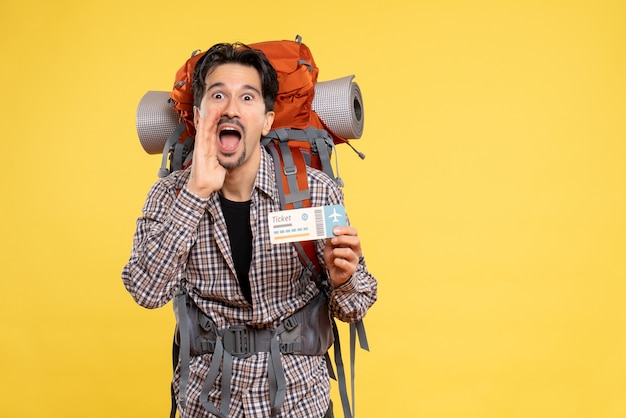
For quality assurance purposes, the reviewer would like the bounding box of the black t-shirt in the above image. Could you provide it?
[219,194,253,304]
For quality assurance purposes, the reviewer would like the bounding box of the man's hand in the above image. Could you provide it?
[186,108,226,198]
[324,226,363,287]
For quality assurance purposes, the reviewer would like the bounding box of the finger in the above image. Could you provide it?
[332,226,358,237]
[332,247,359,264]
[205,109,221,157]
[196,108,221,157]
[333,256,357,278]
[330,226,356,247]
[331,236,362,261]
[331,233,360,249]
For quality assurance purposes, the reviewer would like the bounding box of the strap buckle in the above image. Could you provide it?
[222,325,254,358]
[283,314,300,331]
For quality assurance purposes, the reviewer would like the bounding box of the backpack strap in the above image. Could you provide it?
[264,128,370,418]
[177,274,317,418]
[307,127,335,178]
[263,138,324,281]
[331,319,369,418]
[278,139,311,208]
[172,277,191,413]
[349,320,369,417]
[262,127,336,180]
[262,128,337,284]
[170,335,179,418]
[158,122,185,178]
[292,240,323,285]
[200,335,232,418]
[172,135,194,173]
[262,138,309,208]
[158,122,195,178]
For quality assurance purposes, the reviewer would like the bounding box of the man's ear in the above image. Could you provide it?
[262,111,275,136]
[193,106,200,129]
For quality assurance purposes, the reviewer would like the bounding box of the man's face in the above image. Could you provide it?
[196,63,274,170]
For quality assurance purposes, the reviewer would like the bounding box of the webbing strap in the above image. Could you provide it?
[171,270,191,418]
[263,138,322,283]
[170,336,179,418]
[200,337,230,418]
[174,281,190,411]
[292,241,323,285]
[263,142,287,208]
[269,324,288,416]
[263,127,329,143]
[353,320,369,351]
[221,351,234,417]
[311,130,334,178]
[285,188,311,206]
[278,140,309,209]
[183,145,194,168]
[331,321,351,418]
[262,127,337,208]
[325,352,337,380]
[348,320,368,417]
[173,277,365,418]
[198,326,289,417]
[172,136,193,173]
[175,270,316,417]
[159,122,185,178]
[331,318,368,418]
[261,126,368,418]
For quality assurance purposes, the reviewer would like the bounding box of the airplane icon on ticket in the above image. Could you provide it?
[328,207,343,223]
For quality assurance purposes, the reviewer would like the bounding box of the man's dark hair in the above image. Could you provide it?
[192,42,278,113]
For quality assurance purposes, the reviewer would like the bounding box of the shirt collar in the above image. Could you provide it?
[254,147,279,203]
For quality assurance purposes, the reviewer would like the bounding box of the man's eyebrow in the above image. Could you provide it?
[206,82,262,95]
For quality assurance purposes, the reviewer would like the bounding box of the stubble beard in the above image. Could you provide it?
[218,144,246,170]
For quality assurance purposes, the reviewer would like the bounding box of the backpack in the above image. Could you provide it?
[136,35,368,418]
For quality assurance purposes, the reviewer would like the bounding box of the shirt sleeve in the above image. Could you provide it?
[121,174,208,309]
[309,169,378,324]
[327,253,378,324]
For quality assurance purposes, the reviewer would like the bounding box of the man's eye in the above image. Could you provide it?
[213,92,224,99]
[243,94,253,101]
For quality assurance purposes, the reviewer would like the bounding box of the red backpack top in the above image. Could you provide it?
[165,36,363,275]
[167,38,350,148]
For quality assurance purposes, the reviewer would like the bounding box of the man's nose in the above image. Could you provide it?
[222,98,240,118]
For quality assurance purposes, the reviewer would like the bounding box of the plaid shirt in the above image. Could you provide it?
[122,148,377,417]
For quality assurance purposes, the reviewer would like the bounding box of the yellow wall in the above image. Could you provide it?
[2,0,625,416]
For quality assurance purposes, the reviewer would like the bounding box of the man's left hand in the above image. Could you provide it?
[323,226,362,287]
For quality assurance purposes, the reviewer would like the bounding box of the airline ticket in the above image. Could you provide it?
[268,204,347,244]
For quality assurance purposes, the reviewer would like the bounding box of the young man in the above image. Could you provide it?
[122,43,377,418]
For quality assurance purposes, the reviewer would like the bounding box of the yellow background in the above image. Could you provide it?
[1,0,625,417]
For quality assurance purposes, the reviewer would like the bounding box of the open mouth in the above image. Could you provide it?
[218,125,243,153]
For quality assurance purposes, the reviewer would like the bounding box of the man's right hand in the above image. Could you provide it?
[186,107,226,198]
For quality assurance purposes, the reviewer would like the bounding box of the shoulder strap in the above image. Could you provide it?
[263,138,324,282]
[262,123,339,284]
[265,137,370,418]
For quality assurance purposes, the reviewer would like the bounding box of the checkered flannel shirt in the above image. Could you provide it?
[122,148,377,417]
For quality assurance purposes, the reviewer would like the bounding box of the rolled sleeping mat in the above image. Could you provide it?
[136,75,365,155]
[312,75,364,140]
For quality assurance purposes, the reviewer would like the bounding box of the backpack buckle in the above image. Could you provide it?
[222,325,253,358]
[283,315,300,331]
[284,165,297,176]
[280,342,294,353]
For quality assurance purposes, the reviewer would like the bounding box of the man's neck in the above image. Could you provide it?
[220,153,260,202]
